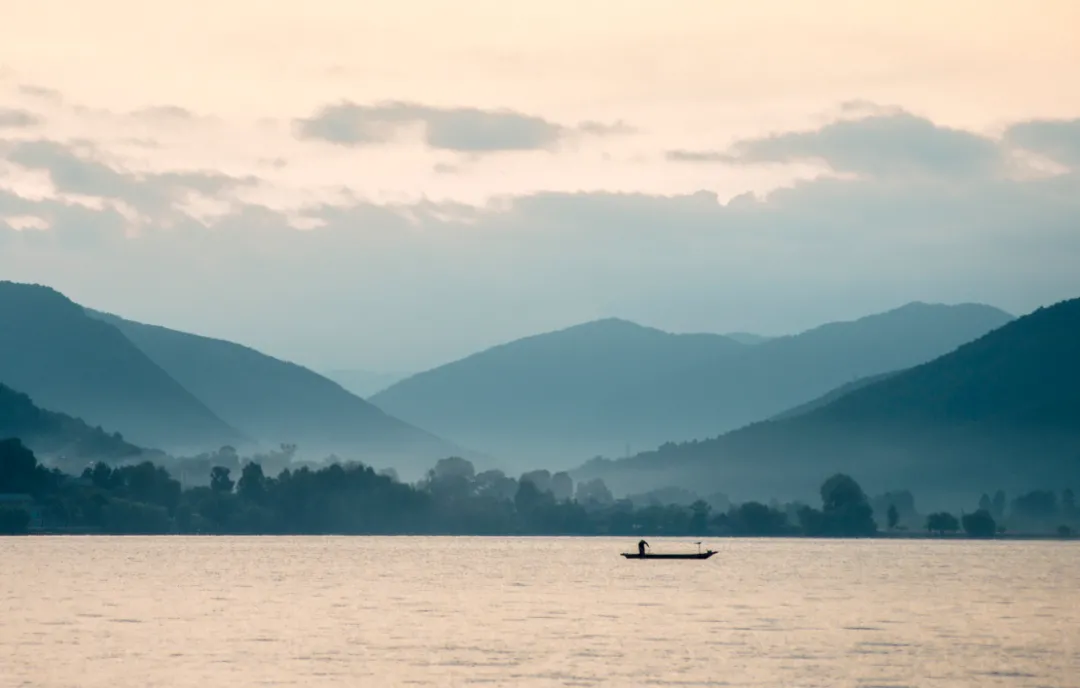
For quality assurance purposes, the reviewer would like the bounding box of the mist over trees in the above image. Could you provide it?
[3,441,1076,538]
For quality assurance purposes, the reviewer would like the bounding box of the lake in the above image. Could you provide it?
[2,537,1078,687]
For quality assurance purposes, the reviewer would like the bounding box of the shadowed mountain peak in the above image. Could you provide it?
[0,281,242,452]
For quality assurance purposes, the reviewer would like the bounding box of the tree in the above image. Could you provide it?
[575,478,613,507]
[85,462,118,491]
[114,462,181,512]
[820,474,866,512]
[887,504,899,530]
[926,512,960,535]
[817,473,876,536]
[728,501,788,535]
[796,505,825,536]
[1012,490,1059,526]
[237,462,266,502]
[431,456,475,481]
[872,490,914,529]
[688,500,711,535]
[210,466,234,494]
[474,470,518,501]
[520,470,552,495]
[0,506,31,535]
[1,438,54,496]
[378,468,400,483]
[961,509,997,538]
[551,472,574,502]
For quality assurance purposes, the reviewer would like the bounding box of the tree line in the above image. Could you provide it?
[1,438,1077,537]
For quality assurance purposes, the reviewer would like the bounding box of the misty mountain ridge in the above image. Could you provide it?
[577,296,1080,507]
[374,302,1012,468]
[0,382,148,469]
[89,310,467,478]
[0,281,243,452]
[372,317,749,466]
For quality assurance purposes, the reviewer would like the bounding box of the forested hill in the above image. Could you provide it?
[577,298,1078,504]
[0,383,146,467]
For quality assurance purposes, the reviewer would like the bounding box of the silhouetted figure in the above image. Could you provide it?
[638,539,649,556]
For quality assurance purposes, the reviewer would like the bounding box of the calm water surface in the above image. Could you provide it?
[2,537,1078,687]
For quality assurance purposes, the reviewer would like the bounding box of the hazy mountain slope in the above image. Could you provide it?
[0,383,147,467]
[769,371,899,421]
[597,302,1014,446]
[375,304,1010,468]
[0,282,242,452]
[578,298,1080,505]
[372,318,747,466]
[324,369,410,398]
[91,311,463,476]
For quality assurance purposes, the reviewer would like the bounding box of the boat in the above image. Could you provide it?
[621,541,716,560]
[621,551,716,560]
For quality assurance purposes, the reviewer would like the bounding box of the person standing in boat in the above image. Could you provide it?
[638,539,649,556]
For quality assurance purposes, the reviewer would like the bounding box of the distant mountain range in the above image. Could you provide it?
[0,281,462,478]
[372,318,748,467]
[373,303,1013,468]
[576,297,1080,506]
[0,282,242,452]
[91,311,459,475]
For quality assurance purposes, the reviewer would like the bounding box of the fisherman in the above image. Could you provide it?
[637,539,649,556]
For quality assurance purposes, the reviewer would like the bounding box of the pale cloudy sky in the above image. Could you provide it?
[1,0,1079,371]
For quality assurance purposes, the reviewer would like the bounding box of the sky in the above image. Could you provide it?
[1,0,1079,372]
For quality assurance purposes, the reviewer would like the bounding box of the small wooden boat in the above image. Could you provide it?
[621,551,716,560]
[622,541,716,560]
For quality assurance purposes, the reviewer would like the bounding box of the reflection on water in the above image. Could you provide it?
[2,537,1078,687]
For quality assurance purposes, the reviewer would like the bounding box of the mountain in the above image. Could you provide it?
[577,298,1080,506]
[0,282,242,452]
[604,302,1014,445]
[722,332,773,345]
[372,318,748,467]
[769,371,898,421]
[90,311,464,477]
[373,304,1012,468]
[324,369,411,398]
[0,383,148,471]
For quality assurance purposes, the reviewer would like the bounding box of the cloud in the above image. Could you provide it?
[295,101,627,153]
[17,85,63,103]
[669,108,1004,180]
[129,105,196,121]
[0,108,42,129]
[577,120,636,136]
[666,149,733,163]
[1005,118,1080,168]
[1,138,257,218]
